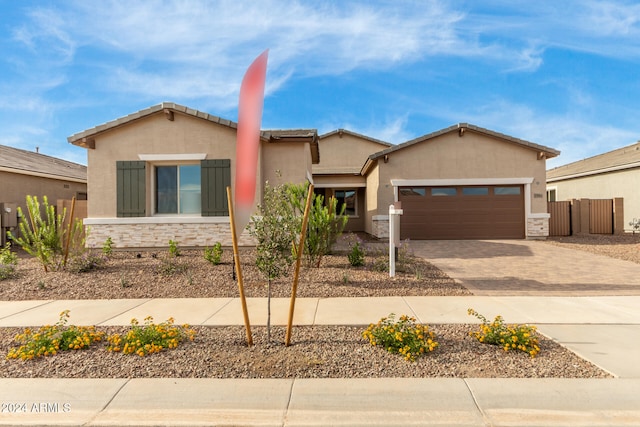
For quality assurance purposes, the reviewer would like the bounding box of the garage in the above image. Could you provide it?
[399,185,525,239]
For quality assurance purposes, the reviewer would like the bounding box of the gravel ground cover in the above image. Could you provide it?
[545,233,640,264]
[0,325,610,379]
[2,236,627,379]
[0,246,468,300]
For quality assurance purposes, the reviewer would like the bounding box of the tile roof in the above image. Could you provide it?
[262,129,320,164]
[0,144,87,182]
[68,102,237,148]
[68,103,320,163]
[319,129,392,147]
[370,123,560,161]
[547,141,640,181]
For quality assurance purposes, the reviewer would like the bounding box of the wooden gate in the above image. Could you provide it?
[589,199,613,234]
[548,201,571,236]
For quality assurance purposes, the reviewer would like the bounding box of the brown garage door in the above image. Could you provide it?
[399,185,525,239]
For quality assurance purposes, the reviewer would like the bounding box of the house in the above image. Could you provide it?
[547,141,640,231]
[69,103,559,248]
[68,103,318,248]
[0,144,87,246]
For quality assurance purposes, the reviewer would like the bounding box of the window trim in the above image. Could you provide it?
[333,188,358,218]
[151,161,202,217]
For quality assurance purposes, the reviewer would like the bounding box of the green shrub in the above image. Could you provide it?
[468,308,540,357]
[0,243,18,280]
[102,237,114,256]
[168,239,181,257]
[106,316,196,357]
[6,310,104,360]
[287,182,348,268]
[348,241,365,267]
[204,242,223,265]
[362,313,438,362]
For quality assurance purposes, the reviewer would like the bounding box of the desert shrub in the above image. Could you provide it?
[348,241,365,267]
[102,237,114,256]
[468,308,540,357]
[106,316,196,357]
[287,182,348,268]
[168,239,181,257]
[204,242,223,265]
[362,313,438,362]
[6,310,104,360]
[8,195,84,272]
[0,243,18,280]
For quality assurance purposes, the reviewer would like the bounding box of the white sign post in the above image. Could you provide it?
[389,202,403,277]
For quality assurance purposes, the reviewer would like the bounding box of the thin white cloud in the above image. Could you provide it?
[448,98,640,168]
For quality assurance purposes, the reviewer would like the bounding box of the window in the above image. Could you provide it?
[335,189,357,216]
[462,187,489,196]
[431,187,456,196]
[156,165,201,214]
[400,187,426,196]
[116,159,231,218]
[547,189,557,202]
[495,186,521,195]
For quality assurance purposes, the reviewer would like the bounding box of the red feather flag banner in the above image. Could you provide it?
[234,49,269,236]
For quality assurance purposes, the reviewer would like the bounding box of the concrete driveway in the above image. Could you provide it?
[411,239,640,296]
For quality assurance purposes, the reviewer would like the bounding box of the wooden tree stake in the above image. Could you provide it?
[285,183,314,346]
[227,186,253,346]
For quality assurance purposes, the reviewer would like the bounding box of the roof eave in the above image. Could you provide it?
[67,102,239,148]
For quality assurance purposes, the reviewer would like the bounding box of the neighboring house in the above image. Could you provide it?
[70,103,559,248]
[547,141,640,230]
[68,103,318,248]
[314,129,392,232]
[0,144,87,245]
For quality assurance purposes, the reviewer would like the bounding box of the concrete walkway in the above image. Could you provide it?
[2,240,640,426]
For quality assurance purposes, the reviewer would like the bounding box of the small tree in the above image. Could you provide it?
[249,182,299,342]
[288,183,348,267]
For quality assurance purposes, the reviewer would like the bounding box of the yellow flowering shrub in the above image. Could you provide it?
[106,316,196,357]
[362,313,438,362]
[467,308,540,357]
[6,310,104,361]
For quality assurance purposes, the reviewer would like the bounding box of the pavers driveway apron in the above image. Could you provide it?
[411,239,640,296]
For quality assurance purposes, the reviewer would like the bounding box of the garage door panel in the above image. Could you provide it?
[399,185,524,240]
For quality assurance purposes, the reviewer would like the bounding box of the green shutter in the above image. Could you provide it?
[201,159,230,216]
[116,161,146,217]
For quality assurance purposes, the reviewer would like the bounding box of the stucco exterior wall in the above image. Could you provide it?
[548,168,638,229]
[0,170,87,218]
[262,142,312,187]
[365,162,380,236]
[86,112,242,218]
[314,133,388,173]
[376,132,547,212]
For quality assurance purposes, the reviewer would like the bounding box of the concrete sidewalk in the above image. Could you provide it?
[1,296,640,426]
[2,377,640,426]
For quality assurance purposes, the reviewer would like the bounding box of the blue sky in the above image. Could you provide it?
[1,1,639,169]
